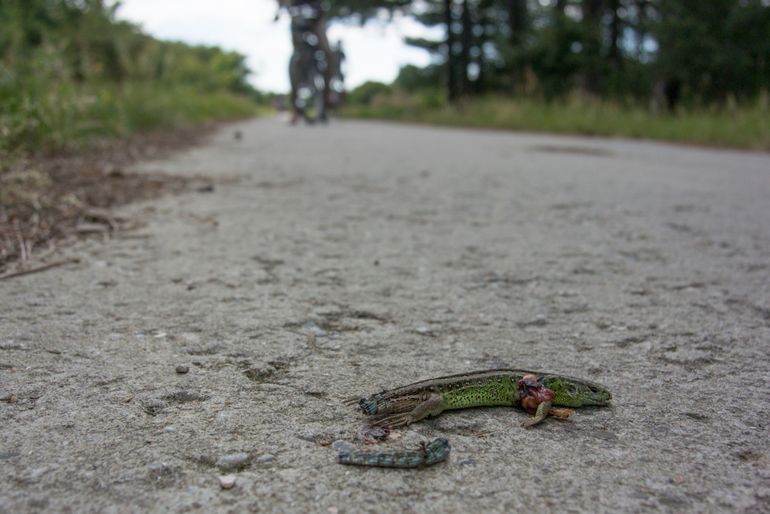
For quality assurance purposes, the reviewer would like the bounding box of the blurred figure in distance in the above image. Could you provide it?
[275,0,336,124]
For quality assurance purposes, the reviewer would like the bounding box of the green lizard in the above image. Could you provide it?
[348,369,611,430]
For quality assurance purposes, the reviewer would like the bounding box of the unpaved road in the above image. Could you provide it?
[2,117,769,513]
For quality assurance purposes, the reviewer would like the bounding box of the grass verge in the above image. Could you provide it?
[342,93,770,151]
[0,82,260,156]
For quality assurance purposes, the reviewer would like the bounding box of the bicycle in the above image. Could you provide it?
[289,11,328,124]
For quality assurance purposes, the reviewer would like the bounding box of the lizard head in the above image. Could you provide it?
[540,375,612,407]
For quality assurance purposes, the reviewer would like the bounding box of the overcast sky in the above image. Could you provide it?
[117,0,439,92]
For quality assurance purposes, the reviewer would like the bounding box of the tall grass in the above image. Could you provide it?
[343,92,770,151]
[0,81,258,156]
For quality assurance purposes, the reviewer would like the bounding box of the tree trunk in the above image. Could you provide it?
[581,0,604,95]
[460,0,472,95]
[608,0,622,66]
[444,0,458,102]
[508,0,527,46]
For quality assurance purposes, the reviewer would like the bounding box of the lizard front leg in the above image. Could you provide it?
[521,399,552,428]
[518,374,568,428]
[371,393,445,428]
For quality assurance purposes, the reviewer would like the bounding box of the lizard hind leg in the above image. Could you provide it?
[370,393,445,429]
[376,395,425,416]
[349,394,424,417]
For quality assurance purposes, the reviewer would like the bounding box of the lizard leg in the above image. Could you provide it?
[372,393,445,428]
[408,393,446,421]
[377,395,425,416]
[521,400,552,428]
[548,407,575,419]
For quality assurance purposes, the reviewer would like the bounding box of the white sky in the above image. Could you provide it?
[117,0,440,92]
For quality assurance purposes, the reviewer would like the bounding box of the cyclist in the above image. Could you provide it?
[276,0,335,123]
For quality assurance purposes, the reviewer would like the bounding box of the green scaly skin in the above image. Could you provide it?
[350,369,611,429]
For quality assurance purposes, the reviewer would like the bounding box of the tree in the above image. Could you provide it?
[654,0,770,101]
[323,0,770,104]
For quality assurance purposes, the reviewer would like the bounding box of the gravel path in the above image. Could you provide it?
[1,117,769,513]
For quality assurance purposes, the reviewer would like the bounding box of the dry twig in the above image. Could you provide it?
[0,257,81,281]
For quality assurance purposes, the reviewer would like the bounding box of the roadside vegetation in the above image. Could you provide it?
[337,0,770,150]
[0,0,265,270]
[0,0,263,157]
[344,87,770,150]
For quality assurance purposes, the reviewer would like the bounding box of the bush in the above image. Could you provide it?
[347,81,393,106]
[0,0,260,156]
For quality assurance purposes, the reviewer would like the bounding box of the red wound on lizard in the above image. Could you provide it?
[518,374,555,414]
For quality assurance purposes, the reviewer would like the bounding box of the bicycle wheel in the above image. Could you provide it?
[296,49,326,124]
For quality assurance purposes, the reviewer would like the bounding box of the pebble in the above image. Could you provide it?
[415,325,435,336]
[302,320,327,337]
[255,454,274,464]
[163,426,176,433]
[216,452,250,471]
[332,440,354,454]
[218,474,236,490]
[175,365,189,374]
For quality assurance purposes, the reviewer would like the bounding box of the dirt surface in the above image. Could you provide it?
[0,126,213,271]
[1,117,769,513]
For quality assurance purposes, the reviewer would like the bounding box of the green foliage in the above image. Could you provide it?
[393,64,443,93]
[353,0,770,105]
[654,0,770,101]
[0,0,259,156]
[347,81,394,105]
[326,0,412,20]
[343,91,770,150]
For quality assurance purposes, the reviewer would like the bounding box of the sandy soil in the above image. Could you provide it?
[1,117,769,513]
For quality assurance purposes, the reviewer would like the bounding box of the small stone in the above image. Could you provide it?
[175,365,189,374]
[332,440,354,454]
[218,474,236,490]
[216,452,250,471]
[0,393,16,403]
[163,426,176,433]
[415,326,435,336]
[302,320,327,337]
[296,432,316,443]
[255,454,274,464]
